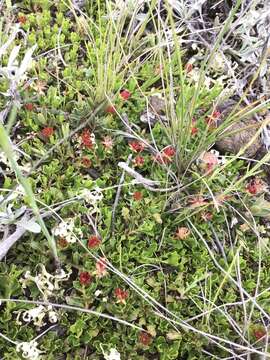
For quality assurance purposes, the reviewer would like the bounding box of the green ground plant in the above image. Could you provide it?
[0,1,270,359]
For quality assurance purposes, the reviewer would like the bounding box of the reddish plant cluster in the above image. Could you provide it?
[129,141,145,153]
[105,105,116,114]
[105,89,132,115]
[163,146,175,158]
[253,328,266,340]
[129,142,146,167]
[41,127,54,138]
[246,178,267,195]
[88,235,101,248]
[139,332,152,346]
[175,227,190,240]
[96,257,107,277]
[81,157,92,167]
[114,288,128,304]
[201,211,213,221]
[133,155,145,167]
[212,110,221,118]
[18,15,27,24]
[24,103,34,111]
[133,191,143,201]
[205,110,221,127]
[81,134,114,153]
[81,129,93,149]
[185,63,193,73]
[191,117,198,136]
[78,258,108,286]
[120,89,131,100]
[200,151,219,173]
[154,146,176,164]
[189,196,208,208]
[58,237,68,248]
[79,271,92,285]
[101,136,114,151]
[191,126,198,136]
[216,193,231,205]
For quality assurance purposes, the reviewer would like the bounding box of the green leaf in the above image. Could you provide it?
[165,251,180,266]
[121,207,130,221]
[153,213,162,224]
[70,319,85,338]
[250,196,270,218]
[166,331,182,341]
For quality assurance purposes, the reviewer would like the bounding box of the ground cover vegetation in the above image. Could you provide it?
[0,0,270,358]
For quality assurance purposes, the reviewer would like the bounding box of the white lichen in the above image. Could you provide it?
[104,348,121,360]
[16,305,58,328]
[52,217,82,243]
[21,265,71,300]
[79,187,103,214]
[16,340,42,360]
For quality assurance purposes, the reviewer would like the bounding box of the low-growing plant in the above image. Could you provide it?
[0,1,270,359]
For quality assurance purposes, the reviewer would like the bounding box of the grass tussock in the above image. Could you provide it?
[0,1,270,359]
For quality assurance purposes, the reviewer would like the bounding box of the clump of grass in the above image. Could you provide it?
[0,1,270,359]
